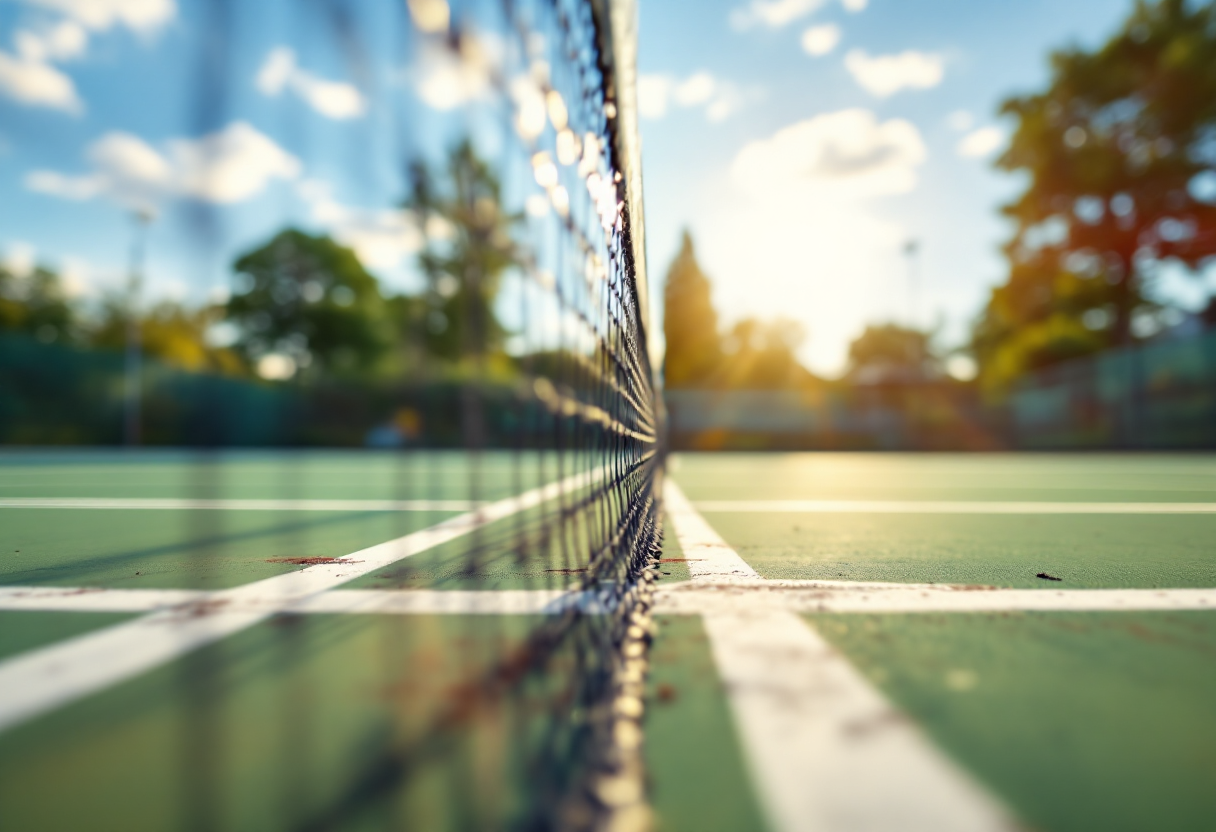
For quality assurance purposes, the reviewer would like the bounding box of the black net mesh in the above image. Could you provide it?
[0,0,663,829]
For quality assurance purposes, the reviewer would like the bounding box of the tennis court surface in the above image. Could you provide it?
[2,450,1214,831]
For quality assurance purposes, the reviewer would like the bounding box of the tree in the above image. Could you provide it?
[846,323,941,385]
[976,0,1216,390]
[719,317,815,389]
[662,231,722,388]
[404,140,518,366]
[92,299,242,374]
[226,229,392,376]
[0,264,77,344]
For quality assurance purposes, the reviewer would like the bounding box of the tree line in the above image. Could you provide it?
[664,0,1216,395]
[0,141,518,385]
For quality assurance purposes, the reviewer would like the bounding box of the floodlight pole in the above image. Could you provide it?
[124,211,152,447]
[903,239,920,328]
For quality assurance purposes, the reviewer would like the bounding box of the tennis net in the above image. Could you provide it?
[0,0,663,829]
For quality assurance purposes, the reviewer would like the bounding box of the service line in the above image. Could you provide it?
[0,498,481,511]
[695,499,1216,514]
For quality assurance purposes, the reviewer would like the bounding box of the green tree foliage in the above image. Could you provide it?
[847,323,942,384]
[0,265,77,344]
[405,140,518,366]
[975,0,1216,391]
[227,229,392,375]
[91,299,242,374]
[719,317,814,389]
[662,231,722,388]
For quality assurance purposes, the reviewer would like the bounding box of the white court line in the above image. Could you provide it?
[665,480,1017,832]
[6,583,1213,617]
[291,589,596,616]
[663,480,760,582]
[0,498,481,511]
[0,586,207,613]
[695,499,1216,514]
[0,470,595,734]
[653,582,1216,615]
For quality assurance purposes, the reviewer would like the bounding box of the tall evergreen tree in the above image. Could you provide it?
[662,231,722,388]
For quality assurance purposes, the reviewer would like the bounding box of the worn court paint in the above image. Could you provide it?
[653,582,1216,615]
[0,586,207,612]
[695,500,1216,514]
[663,481,760,582]
[0,471,596,734]
[6,582,1214,617]
[0,498,482,511]
[664,481,1016,831]
[703,611,1017,832]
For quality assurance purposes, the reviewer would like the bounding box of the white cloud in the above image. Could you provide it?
[15,21,88,63]
[167,124,300,202]
[731,108,927,199]
[26,122,300,211]
[638,71,750,122]
[672,71,715,107]
[957,125,1004,158]
[1,1,174,115]
[296,180,423,270]
[637,74,672,119]
[256,47,365,120]
[0,51,83,112]
[844,49,944,97]
[413,34,499,111]
[21,0,176,33]
[25,169,104,199]
[947,109,973,131]
[801,24,840,56]
[730,0,825,30]
[730,0,862,29]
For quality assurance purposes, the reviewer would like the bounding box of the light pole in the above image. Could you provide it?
[124,211,152,447]
[903,238,920,328]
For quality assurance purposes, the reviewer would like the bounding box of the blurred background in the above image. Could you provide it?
[2,0,1215,451]
[649,0,1216,451]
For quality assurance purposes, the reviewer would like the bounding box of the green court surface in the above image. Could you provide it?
[0,614,564,831]
[811,611,1216,832]
[2,450,1214,831]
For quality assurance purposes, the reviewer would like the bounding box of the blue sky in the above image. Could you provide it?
[0,0,629,376]
[2,0,1213,379]
[0,0,480,311]
[636,0,1216,376]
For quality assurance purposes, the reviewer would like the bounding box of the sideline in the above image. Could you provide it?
[665,480,1018,832]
